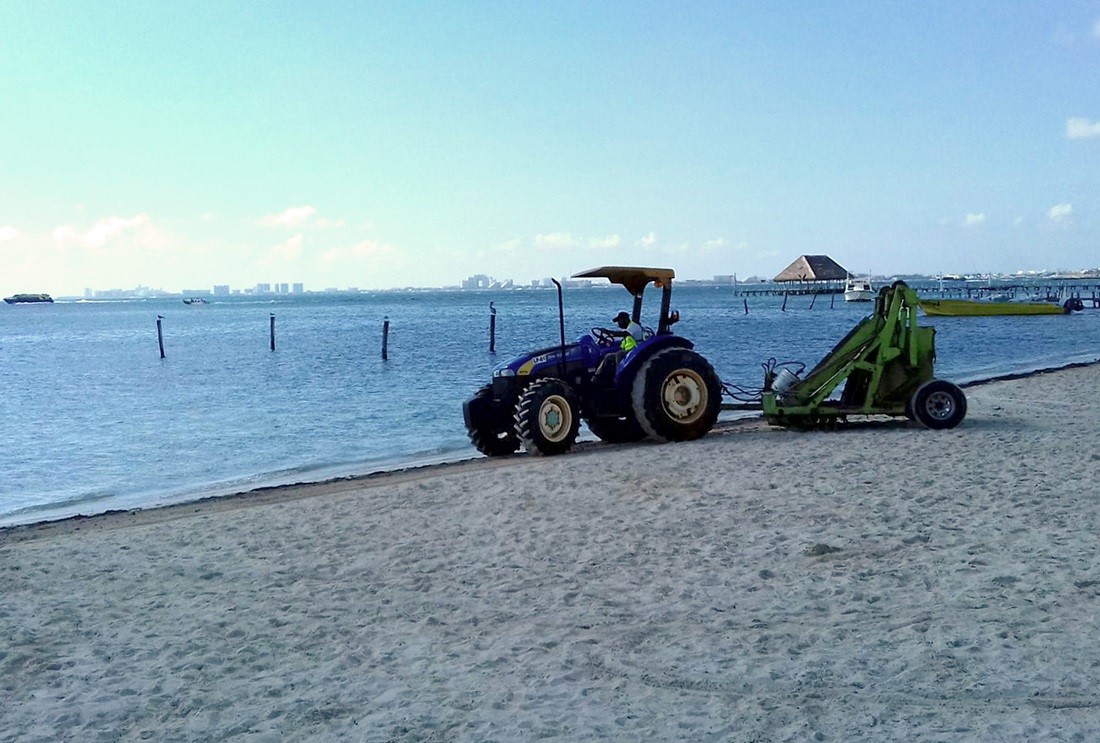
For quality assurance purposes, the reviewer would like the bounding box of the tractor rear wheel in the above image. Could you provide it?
[516,378,581,455]
[465,385,520,456]
[910,379,967,430]
[631,348,721,442]
[585,414,646,444]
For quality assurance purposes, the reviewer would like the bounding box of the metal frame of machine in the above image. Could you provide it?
[756,281,966,430]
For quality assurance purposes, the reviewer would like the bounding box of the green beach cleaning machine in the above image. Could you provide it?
[462,267,966,457]
[751,280,966,429]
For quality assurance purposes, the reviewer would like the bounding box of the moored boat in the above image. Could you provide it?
[918,298,1075,316]
[843,275,874,302]
[3,293,54,304]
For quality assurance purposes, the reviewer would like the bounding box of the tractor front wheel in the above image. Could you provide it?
[910,379,967,430]
[465,385,520,457]
[516,378,581,455]
[631,348,721,442]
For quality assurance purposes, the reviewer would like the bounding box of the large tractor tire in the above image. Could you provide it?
[515,378,581,455]
[631,348,721,442]
[584,413,646,444]
[909,379,967,430]
[465,385,520,457]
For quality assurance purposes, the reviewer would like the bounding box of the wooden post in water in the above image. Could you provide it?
[743,298,749,315]
[382,316,390,361]
[156,315,165,359]
[269,313,276,351]
[808,291,818,310]
[781,290,788,312]
[489,301,497,354]
[830,291,835,309]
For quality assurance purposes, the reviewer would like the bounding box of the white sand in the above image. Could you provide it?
[3,364,1099,742]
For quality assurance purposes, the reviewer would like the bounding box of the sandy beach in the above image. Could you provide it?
[3,364,1099,742]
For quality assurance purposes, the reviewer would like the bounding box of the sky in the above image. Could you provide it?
[1,1,1098,295]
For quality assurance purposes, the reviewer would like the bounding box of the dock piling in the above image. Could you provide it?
[269,314,276,351]
[382,317,390,361]
[156,315,165,359]
[489,302,497,354]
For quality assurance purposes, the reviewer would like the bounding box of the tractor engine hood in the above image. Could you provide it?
[493,343,580,378]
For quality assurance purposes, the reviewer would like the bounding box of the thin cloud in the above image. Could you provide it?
[321,239,399,265]
[714,238,750,254]
[258,206,317,228]
[588,235,621,249]
[535,232,578,249]
[964,213,986,227]
[0,226,18,242]
[636,231,657,247]
[1047,203,1073,222]
[260,234,304,267]
[53,215,150,249]
[1066,118,1100,139]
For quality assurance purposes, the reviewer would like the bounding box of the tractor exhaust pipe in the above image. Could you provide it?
[551,278,567,380]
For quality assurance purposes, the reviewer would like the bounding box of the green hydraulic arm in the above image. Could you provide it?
[760,281,936,427]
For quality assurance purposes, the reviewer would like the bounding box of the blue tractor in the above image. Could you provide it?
[463,266,722,456]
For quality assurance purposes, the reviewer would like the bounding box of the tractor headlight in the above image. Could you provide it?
[493,368,516,378]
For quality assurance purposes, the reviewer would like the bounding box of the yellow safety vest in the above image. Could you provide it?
[621,334,637,352]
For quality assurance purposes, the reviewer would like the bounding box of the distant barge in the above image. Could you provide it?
[3,293,54,304]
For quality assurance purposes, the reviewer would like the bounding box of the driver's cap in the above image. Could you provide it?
[613,311,631,323]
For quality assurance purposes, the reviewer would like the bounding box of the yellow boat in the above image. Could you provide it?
[918,298,1070,316]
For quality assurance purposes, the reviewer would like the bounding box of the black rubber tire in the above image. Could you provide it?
[585,414,646,444]
[910,379,967,430]
[631,348,721,442]
[465,385,520,457]
[515,378,581,455]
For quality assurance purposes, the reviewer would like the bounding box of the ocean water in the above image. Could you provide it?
[2,287,1098,526]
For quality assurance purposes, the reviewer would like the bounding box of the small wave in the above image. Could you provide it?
[0,489,119,524]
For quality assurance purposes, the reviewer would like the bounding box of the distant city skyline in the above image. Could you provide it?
[2,4,1099,297]
[63,262,1100,300]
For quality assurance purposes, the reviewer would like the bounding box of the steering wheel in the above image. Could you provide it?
[590,327,619,346]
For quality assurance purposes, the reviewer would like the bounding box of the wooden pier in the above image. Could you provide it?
[733,280,1100,308]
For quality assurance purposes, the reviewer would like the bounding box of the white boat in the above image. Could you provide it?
[843,275,874,302]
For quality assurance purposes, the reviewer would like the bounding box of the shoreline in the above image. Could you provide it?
[3,356,1096,544]
[3,361,1099,739]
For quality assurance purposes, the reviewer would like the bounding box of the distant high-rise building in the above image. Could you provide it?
[292,283,304,294]
[255,283,271,294]
[277,283,289,294]
[213,285,230,296]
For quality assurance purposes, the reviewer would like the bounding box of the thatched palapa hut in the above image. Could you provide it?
[773,255,849,294]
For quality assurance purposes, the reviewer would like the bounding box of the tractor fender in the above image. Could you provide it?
[614,335,694,386]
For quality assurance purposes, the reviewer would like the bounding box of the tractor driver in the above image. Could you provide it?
[612,311,644,352]
[595,311,644,380]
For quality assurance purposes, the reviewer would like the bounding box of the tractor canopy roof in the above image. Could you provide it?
[571,266,675,295]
